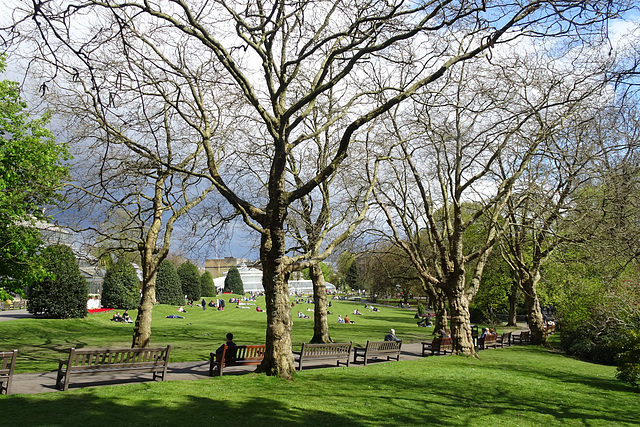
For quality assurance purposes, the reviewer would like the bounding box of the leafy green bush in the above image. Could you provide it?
[101,260,140,309]
[155,260,183,305]
[27,245,88,318]
[200,271,216,297]
[616,329,640,390]
[224,266,244,294]
[177,261,201,300]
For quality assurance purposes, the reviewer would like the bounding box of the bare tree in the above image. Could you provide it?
[4,0,626,376]
[55,87,219,347]
[370,42,612,355]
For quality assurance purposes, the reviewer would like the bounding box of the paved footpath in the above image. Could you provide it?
[2,310,430,395]
[10,343,428,395]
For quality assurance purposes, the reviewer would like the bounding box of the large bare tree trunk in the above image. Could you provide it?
[257,227,295,379]
[523,273,546,345]
[447,285,476,356]
[309,263,332,343]
[132,273,156,348]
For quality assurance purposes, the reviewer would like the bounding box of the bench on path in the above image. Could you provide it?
[209,344,266,376]
[421,337,453,356]
[0,300,26,310]
[497,332,512,348]
[353,340,402,366]
[0,349,17,395]
[56,346,171,391]
[512,331,530,345]
[293,342,352,371]
[478,333,498,350]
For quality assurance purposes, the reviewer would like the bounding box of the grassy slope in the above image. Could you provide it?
[1,297,477,373]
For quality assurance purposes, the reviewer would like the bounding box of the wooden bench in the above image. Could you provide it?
[497,332,512,348]
[293,342,353,371]
[0,350,17,395]
[353,340,402,366]
[478,333,498,350]
[56,346,171,391]
[512,331,530,345]
[209,344,266,376]
[421,337,453,356]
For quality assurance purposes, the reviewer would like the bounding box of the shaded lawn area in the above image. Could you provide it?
[0,346,637,426]
[0,298,472,373]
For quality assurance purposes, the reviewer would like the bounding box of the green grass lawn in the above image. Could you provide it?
[1,297,638,425]
[1,346,638,426]
[1,297,468,373]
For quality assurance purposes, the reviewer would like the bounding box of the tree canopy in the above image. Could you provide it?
[0,55,69,298]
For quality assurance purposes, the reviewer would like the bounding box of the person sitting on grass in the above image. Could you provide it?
[337,315,345,323]
[344,314,353,324]
[112,312,121,322]
[177,306,187,313]
[122,310,133,323]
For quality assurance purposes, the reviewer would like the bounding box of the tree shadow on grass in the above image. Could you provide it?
[1,394,368,427]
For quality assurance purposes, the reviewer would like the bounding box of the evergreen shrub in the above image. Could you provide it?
[177,261,201,300]
[27,245,88,318]
[102,260,139,309]
[155,260,183,305]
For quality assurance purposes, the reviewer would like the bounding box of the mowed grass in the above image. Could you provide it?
[1,346,638,426]
[0,297,453,373]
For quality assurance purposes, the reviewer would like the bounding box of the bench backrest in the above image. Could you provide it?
[433,337,452,349]
[300,342,352,356]
[66,346,171,368]
[0,350,17,375]
[368,341,402,351]
[222,344,265,363]
[484,334,497,343]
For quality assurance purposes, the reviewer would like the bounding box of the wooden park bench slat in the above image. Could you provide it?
[497,332,512,348]
[293,342,353,371]
[512,331,530,345]
[478,333,498,350]
[353,340,402,366]
[0,349,18,395]
[56,346,171,391]
[421,337,453,356]
[209,344,266,376]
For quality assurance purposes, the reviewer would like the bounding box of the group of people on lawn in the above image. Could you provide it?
[111,310,133,323]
